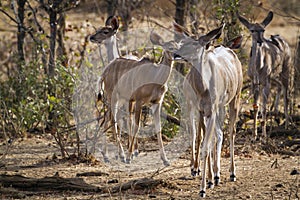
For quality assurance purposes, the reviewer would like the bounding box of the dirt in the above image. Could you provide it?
[0,131,299,200]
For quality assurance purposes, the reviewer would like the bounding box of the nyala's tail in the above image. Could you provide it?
[95,76,105,124]
[96,76,104,102]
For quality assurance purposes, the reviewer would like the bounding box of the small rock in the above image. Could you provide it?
[290,169,299,175]
[107,179,118,184]
[275,183,283,188]
[149,194,156,198]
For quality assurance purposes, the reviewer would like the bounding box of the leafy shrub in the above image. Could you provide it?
[0,59,77,141]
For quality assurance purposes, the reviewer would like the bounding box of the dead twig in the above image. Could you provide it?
[150,164,190,178]
[76,171,109,177]
[271,158,279,168]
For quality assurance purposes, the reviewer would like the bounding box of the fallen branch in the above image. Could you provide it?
[0,174,165,196]
[0,174,100,192]
[76,171,109,177]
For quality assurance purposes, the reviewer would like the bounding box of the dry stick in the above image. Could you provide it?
[150,164,190,179]
[152,4,173,19]
[271,158,279,168]
[147,18,176,35]
[0,8,18,24]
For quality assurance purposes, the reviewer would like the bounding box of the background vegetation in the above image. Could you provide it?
[0,0,299,160]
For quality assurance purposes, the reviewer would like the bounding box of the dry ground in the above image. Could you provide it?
[0,130,299,200]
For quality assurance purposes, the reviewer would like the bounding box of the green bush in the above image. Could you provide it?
[0,60,76,139]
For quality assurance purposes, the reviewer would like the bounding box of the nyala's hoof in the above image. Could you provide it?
[199,190,206,198]
[230,174,236,182]
[191,168,200,177]
[126,158,131,164]
[134,150,139,157]
[163,159,170,166]
[104,157,110,163]
[214,176,220,185]
[207,181,214,189]
[120,156,126,163]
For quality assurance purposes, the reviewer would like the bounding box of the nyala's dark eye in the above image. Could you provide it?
[103,29,110,34]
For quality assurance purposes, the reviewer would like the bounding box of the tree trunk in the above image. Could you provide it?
[48,10,57,78]
[174,0,186,75]
[46,8,58,134]
[17,0,26,68]
[175,0,186,39]
[46,1,65,139]
[57,13,67,67]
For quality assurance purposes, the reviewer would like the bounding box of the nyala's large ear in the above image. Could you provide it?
[150,31,164,46]
[105,16,119,31]
[105,16,114,26]
[237,12,252,29]
[199,24,224,45]
[261,11,273,27]
[110,16,119,32]
[214,27,223,40]
[206,24,224,40]
[226,35,243,49]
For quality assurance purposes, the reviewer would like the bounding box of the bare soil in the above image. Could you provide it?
[0,130,299,200]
